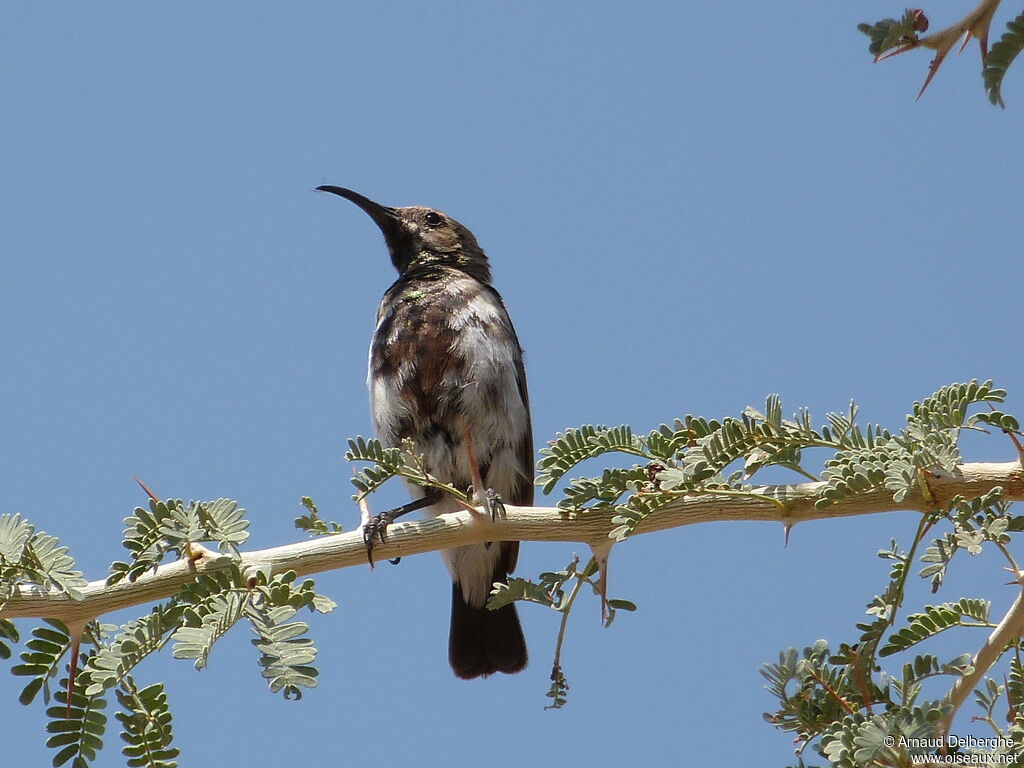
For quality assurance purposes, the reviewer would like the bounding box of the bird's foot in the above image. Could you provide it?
[484,487,506,522]
[468,485,506,522]
[362,511,400,567]
[467,486,506,551]
[360,492,440,567]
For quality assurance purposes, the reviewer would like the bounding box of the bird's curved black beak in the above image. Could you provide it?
[316,185,403,238]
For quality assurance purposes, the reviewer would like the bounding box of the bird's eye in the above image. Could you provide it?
[424,211,443,227]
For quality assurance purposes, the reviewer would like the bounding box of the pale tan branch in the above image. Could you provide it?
[2,460,1022,625]
[941,574,1024,735]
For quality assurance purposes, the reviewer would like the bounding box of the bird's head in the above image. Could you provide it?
[317,186,491,284]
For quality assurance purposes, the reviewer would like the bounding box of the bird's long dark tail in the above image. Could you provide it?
[448,565,527,680]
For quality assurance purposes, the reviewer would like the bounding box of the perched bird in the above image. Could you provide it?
[318,185,531,679]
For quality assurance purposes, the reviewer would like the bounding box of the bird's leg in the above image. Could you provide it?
[458,414,505,524]
[357,493,398,567]
[363,490,441,566]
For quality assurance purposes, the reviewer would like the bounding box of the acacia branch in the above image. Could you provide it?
[3,460,1022,625]
[941,575,1024,735]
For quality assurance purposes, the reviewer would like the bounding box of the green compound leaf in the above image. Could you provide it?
[857,9,926,57]
[891,653,974,706]
[46,668,108,768]
[646,415,723,460]
[82,604,183,697]
[294,495,343,537]
[908,379,1005,431]
[12,619,71,706]
[558,466,649,510]
[586,425,643,455]
[171,591,246,669]
[973,676,1004,722]
[1008,655,1024,723]
[760,640,861,739]
[488,577,557,609]
[193,499,250,557]
[0,618,19,661]
[537,425,645,494]
[984,10,1024,106]
[681,395,826,484]
[812,381,998,510]
[546,665,569,710]
[919,533,959,593]
[0,512,34,563]
[108,501,179,584]
[16,528,88,600]
[345,435,405,498]
[243,570,332,699]
[109,498,248,585]
[973,410,1021,433]
[880,599,992,657]
[169,567,330,697]
[245,602,318,699]
[680,416,765,483]
[816,442,911,509]
[115,679,179,768]
[821,403,891,450]
[609,493,665,542]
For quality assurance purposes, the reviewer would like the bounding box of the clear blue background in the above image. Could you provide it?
[2,2,1021,765]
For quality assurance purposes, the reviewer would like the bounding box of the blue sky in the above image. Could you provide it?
[2,3,1022,765]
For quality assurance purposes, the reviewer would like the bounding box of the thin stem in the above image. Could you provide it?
[550,557,592,676]
[850,653,874,714]
[868,515,931,669]
[782,463,822,483]
[975,714,1002,738]
[806,667,856,716]
[995,539,1020,576]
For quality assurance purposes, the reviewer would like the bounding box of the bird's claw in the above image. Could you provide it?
[467,485,505,522]
[485,488,505,522]
[362,511,395,567]
[467,485,506,551]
